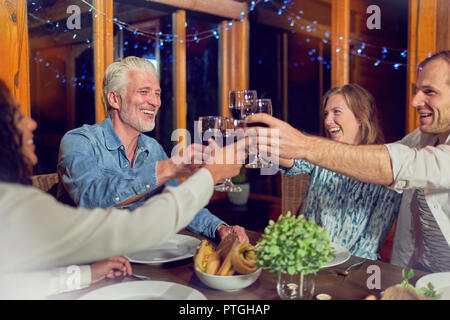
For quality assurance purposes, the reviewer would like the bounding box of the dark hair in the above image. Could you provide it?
[418,50,450,70]
[321,83,385,145]
[0,80,32,185]
[418,50,450,84]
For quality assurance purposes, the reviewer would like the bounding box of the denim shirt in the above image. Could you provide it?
[58,116,226,239]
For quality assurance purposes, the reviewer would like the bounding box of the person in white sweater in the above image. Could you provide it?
[0,80,245,298]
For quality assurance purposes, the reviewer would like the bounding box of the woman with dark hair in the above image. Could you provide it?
[0,81,134,297]
[0,81,34,185]
[0,80,244,298]
[280,84,401,260]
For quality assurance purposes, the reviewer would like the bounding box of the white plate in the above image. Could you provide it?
[321,243,351,268]
[126,234,201,264]
[416,272,450,300]
[79,281,207,300]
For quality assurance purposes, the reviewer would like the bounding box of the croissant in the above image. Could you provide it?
[230,242,257,275]
[193,234,257,276]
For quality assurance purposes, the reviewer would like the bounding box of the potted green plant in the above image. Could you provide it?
[256,212,334,299]
[227,165,250,205]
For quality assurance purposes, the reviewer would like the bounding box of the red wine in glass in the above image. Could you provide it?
[229,107,242,120]
[245,122,269,128]
[245,98,273,169]
[229,90,257,120]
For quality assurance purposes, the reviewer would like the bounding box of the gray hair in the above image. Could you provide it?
[102,56,158,114]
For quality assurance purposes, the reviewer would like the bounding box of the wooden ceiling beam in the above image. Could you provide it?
[146,0,247,20]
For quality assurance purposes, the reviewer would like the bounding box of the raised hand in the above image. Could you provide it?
[204,137,248,185]
[245,113,306,165]
[216,224,249,243]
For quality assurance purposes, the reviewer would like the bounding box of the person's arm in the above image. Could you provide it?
[58,131,203,208]
[0,266,91,299]
[1,168,215,271]
[0,258,132,298]
[386,141,450,190]
[185,208,227,239]
[2,140,245,272]
[300,135,394,185]
[58,131,162,208]
[246,113,394,185]
[48,265,92,295]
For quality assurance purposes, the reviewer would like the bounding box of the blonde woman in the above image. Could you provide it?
[281,84,401,260]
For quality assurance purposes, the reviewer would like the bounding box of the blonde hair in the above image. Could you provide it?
[321,83,384,145]
[102,56,158,114]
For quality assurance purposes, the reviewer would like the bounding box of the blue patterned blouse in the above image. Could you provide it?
[282,159,402,260]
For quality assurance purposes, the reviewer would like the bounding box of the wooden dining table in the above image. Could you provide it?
[50,228,429,301]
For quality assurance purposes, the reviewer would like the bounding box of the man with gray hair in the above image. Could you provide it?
[58,56,248,243]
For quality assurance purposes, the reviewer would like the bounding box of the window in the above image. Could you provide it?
[186,14,220,141]
[113,0,174,153]
[28,0,95,173]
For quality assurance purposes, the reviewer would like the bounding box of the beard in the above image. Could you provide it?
[119,101,156,133]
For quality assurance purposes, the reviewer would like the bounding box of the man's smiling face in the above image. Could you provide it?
[118,70,161,133]
[412,58,450,134]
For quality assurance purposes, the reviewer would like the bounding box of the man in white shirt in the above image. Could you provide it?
[246,51,450,272]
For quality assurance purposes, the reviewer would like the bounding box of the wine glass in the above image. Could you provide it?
[244,98,273,169]
[198,116,242,192]
[229,90,258,120]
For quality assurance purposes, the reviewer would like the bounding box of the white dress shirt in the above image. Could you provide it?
[0,168,214,298]
[385,128,450,267]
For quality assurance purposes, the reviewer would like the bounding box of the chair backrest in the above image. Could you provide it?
[31,173,59,197]
[281,173,310,216]
[31,173,76,206]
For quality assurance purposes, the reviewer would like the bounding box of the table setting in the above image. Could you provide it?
[48,210,443,301]
[47,87,447,301]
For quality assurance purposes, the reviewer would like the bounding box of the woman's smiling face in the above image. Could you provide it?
[324,94,362,145]
[15,109,38,166]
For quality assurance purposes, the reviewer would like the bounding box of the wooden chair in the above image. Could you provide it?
[281,173,310,216]
[31,173,76,206]
[379,220,397,263]
[31,173,59,198]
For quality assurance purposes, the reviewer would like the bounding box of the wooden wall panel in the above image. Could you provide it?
[230,17,249,91]
[219,21,231,117]
[0,0,30,116]
[437,0,450,52]
[93,0,114,123]
[406,0,437,133]
[406,0,449,134]
[331,0,350,88]
[172,10,187,141]
[146,0,246,20]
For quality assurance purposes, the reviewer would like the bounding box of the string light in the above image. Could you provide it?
[32,51,95,89]
[78,0,262,44]
[31,0,408,76]
[264,0,408,68]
